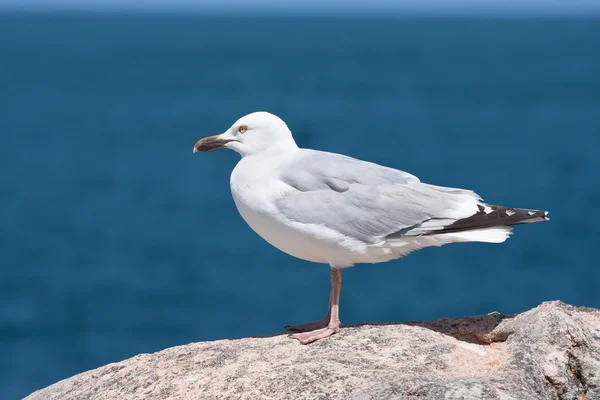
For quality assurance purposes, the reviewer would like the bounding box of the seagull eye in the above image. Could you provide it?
[238,125,247,134]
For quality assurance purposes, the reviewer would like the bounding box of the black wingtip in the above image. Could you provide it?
[432,206,548,234]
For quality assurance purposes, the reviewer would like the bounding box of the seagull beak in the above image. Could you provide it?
[193,135,233,153]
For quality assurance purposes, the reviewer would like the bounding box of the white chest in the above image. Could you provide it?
[229,158,347,265]
[230,160,305,256]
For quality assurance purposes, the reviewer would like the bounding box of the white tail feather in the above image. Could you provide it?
[385,226,513,258]
[438,226,513,244]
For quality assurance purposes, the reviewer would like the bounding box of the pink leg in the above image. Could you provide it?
[288,268,342,345]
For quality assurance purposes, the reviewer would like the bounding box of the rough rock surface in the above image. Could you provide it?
[25,301,600,400]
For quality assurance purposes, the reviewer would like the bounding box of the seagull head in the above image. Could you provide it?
[193,112,298,157]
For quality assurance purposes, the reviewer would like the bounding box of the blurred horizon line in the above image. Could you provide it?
[2,9,600,19]
[2,1,600,18]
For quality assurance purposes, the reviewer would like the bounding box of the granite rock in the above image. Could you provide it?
[24,301,600,400]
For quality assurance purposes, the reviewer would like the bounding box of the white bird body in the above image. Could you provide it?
[230,147,515,268]
[194,111,548,344]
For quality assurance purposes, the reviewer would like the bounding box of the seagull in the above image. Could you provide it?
[193,112,548,344]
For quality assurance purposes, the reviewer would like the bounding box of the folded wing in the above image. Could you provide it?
[275,150,484,245]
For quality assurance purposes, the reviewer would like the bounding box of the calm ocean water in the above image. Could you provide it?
[1,13,599,399]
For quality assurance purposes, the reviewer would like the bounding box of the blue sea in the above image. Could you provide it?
[1,12,599,399]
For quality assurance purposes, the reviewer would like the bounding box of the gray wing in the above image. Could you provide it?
[275,150,481,244]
